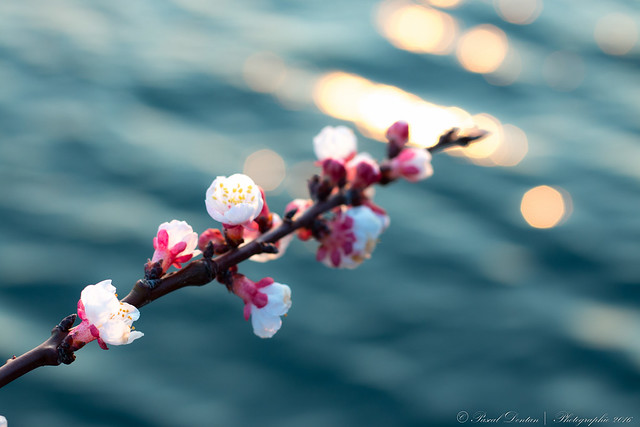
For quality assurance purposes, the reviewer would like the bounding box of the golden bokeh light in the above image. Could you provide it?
[456,113,503,163]
[313,71,513,166]
[314,71,468,149]
[542,51,584,92]
[243,149,286,192]
[376,1,457,55]
[594,13,638,56]
[494,0,543,25]
[483,46,522,86]
[520,185,570,229]
[491,124,528,167]
[424,0,464,9]
[242,52,287,94]
[456,25,509,74]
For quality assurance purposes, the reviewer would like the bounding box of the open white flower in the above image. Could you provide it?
[205,174,264,225]
[250,282,292,338]
[313,126,357,161]
[317,205,387,269]
[72,280,144,349]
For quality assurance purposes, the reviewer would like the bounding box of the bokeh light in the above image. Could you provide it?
[313,71,520,167]
[594,13,638,56]
[494,0,543,25]
[243,149,286,192]
[491,124,528,167]
[542,51,585,91]
[456,25,508,74]
[376,1,457,55]
[483,46,522,86]
[242,52,287,94]
[423,0,464,9]
[520,185,571,229]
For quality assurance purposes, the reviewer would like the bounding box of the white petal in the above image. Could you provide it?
[99,319,133,346]
[224,204,259,225]
[261,283,292,316]
[81,280,119,326]
[250,305,283,338]
[313,126,357,161]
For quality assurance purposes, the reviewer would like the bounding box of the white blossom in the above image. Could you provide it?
[313,126,357,161]
[205,174,264,225]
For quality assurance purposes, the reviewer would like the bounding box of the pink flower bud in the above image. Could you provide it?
[198,228,225,252]
[346,153,381,189]
[150,220,200,274]
[321,158,347,185]
[232,275,292,338]
[386,121,409,146]
[389,148,434,182]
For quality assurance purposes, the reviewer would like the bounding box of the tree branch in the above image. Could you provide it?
[0,127,485,388]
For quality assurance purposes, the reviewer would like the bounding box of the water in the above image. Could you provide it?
[1,0,639,426]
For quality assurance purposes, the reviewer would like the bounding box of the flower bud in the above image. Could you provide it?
[346,153,381,189]
[321,158,347,186]
[386,121,409,159]
[313,126,357,161]
[389,148,433,182]
[150,220,200,274]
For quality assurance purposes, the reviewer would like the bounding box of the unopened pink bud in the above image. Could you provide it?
[321,158,347,185]
[346,153,381,189]
[198,228,225,252]
[386,121,409,146]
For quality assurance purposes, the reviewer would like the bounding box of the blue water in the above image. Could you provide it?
[1,0,639,426]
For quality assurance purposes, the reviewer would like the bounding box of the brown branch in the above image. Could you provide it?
[0,127,485,388]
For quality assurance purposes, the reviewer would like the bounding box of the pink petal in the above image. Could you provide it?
[401,165,420,176]
[157,229,169,248]
[316,245,327,261]
[97,337,109,350]
[169,241,187,256]
[255,277,275,289]
[77,299,87,322]
[89,324,100,338]
[253,291,268,309]
[342,241,353,255]
[330,249,341,267]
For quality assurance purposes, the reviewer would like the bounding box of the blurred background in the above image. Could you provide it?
[1,0,639,425]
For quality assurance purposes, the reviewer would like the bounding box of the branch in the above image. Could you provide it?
[0,126,485,388]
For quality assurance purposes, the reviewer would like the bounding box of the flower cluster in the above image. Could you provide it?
[69,121,434,343]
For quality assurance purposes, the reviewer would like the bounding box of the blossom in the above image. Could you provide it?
[232,275,292,338]
[0,415,6,427]
[243,213,294,262]
[316,206,388,269]
[205,174,264,225]
[313,126,357,161]
[346,152,381,188]
[150,220,200,274]
[69,280,143,350]
[389,147,433,182]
